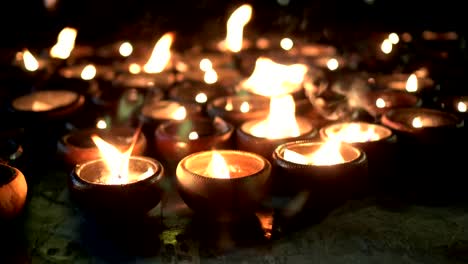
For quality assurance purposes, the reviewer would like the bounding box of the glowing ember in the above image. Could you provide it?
[119,42,133,57]
[326,58,339,71]
[412,116,423,128]
[128,63,142,74]
[283,139,344,165]
[240,101,250,113]
[406,74,418,92]
[195,93,208,103]
[249,94,300,139]
[143,32,174,73]
[241,57,308,97]
[389,33,399,44]
[204,69,218,84]
[96,119,107,129]
[225,4,252,53]
[188,131,199,140]
[22,49,39,72]
[381,39,392,54]
[204,151,230,178]
[325,123,380,143]
[199,58,213,72]
[280,37,294,51]
[457,101,467,113]
[50,27,77,59]
[80,64,96,80]
[376,98,386,108]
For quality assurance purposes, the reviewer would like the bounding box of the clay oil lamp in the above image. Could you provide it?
[57,124,147,167]
[237,94,317,161]
[155,117,235,172]
[361,89,422,118]
[69,133,165,218]
[272,139,368,207]
[236,57,309,100]
[176,150,271,221]
[319,121,395,183]
[206,94,270,127]
[0,164,27,220]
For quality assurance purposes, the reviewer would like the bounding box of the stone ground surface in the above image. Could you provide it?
[1,164,468,264]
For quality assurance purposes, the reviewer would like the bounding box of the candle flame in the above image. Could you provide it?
[225,4,252,53]
[381,39,392,54]
[283,139,344,165]
[406,74,418,92]
[80,64,96,80]
[195,92,208,103]
[240,101,250,113]
[457,101,467,113]
[280,37,294,51]
[188,131,199,140]
[22,49,39,72]
[326,123,380,143]
[205,151,230,178]
[225,98,234,111]
[204,69,218,84]
[326,58,339,71]
[171,106,187,120]
[250,94,300,139]
[199,58,213,72]
[389,33,399,44]
[143,32,174,73]
[119,42,133,57]
[50,27,77,59]
[241,57,308,97]
[376,98,386,108]
[412,116,423,128]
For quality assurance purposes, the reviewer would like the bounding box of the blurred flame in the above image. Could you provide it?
[188,131,199,140]
[128,63,142,74]
[412,116,423,128]
[326,58,339,71]
[225,4,252,53]
[242,57,308,97]
[389,33,399,44]
[195,92,208,103]
[143,32,174,73]
[22,49,39,71]
[225,98,234,111]
[32,101,53,111]
[119,42,133,57]
[205,151,230,178]
[80,64,96,80]
[326,123,380,143]
[50,27,77,59]
[171,106,187,120]
[250,94,300,139]
[240,101,250,113]
[199,58,213,71]
[381,39,392,54]
[96,119,107,129]
[406,74,418,92]
[457,101,467,113]
[283,139,344,165]
[376,98,386,108]
[280,37,293,51]
[204,69,218,84]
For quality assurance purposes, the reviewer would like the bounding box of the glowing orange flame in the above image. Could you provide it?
[325,123,380,143]
[283,139,344,165]
[171,106,187,120]
[412,116,423,128]
[389,33,399,44]
[22,49,39,71]
[199,58,213,71]
[50,27,77,59]
[225,4,252,53]
[195,92,208,103]
[204,151,230,178]
[376,98,386,108]
[128,63,142,74]
[406,74,418,92]
[119,42,133,57]
[457,101,467,113]
[188,131,199,140]
[326,58,339,71]
[381,39,392,54]
[280,38,293,51]
[240,101,250,113]
[143,32,174,73]
[204,69,218,84]
[80,64,96,80]
[96,119,107,129]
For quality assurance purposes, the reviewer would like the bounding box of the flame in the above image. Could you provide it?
[457,101,467,113]
[283,139,344,165]
[389,33,399,44]
[96,119,107,129]
[199,58,213,72]
[80,64,96,80]
[240,101,250,113]
[119,42,133,57]
[412,116,423,128]
[326,58,339,71]
[376,98,386,108]
[225,4,252,53]
[171,106,187,120]
[22,49,39,71]
[406,74,418,92]
[50,27,77,59]
[326,123,380,143]
[225,98,234,111]
[241,57,308,97]
[280,37,293,51]
[204,69,218,84]
[204,151,230,178]
[195,92,208,103]
[249,94,300,139]
[381,39,392,54]
[32,101,53,111]
[188,131,199,140]
[143,32,174,73]
[129,63,142,74]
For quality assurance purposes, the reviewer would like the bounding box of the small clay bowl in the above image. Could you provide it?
[0,164,27,220]
[176,150,271,221]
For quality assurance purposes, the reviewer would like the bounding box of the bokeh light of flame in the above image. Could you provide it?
[405,74,418,92]
[280,37,294,51]
[381,39,392,54]
[283,138,344,165]
[326,123,380,143]
[389,33,399,44]
[143,32,174,73]
[80,64,97,80]
[204,69,218,84]
[225,4,252,53]
[204,151,230,178]
[119,42,133,57]
[457,101,467,113]
[412,116,423,128]
[22,49,39,72]
[50,27,78,59]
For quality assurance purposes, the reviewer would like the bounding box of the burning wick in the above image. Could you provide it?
[119,42,133,57]
[376,98,386,108]
[283,139,344,166]
[457,101,467,113]
[412,116,423,128]
[406,74,418,92]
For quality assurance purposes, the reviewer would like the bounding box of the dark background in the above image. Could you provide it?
[0,0,465,49]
